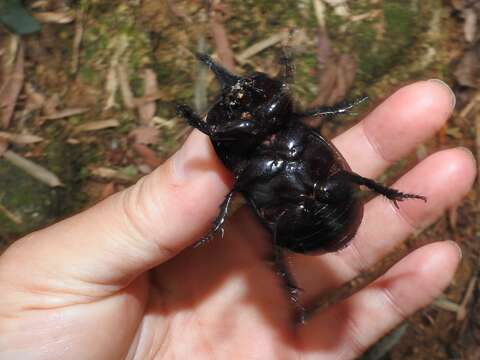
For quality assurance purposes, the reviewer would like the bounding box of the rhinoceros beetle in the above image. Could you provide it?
[177,53,426,315]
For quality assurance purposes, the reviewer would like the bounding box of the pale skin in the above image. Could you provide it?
[0,80,477,359]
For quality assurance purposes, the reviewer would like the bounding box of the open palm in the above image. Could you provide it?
[0,81,476,359]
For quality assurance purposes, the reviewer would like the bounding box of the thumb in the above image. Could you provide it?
[0,130,232,287]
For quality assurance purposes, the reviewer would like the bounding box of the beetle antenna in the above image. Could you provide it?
[195,52,240,90]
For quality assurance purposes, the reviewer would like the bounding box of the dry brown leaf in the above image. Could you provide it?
[71,10,84,74]
[0,43,24,128]
[74,119,119,133]
[105,66,119,110]
[43,94,60,116]
[305,26,357,129]
[464,8,477,42]
[209,4,236,72]
[89,166,138,183]
[0,131,43,144]
[448,205,459,230]
[133,143,162,168]
[454,48,480,88]
[41,107,90,120]
[2,150,63,187]
[138,69,158,124]
[34,12,74,24]
[0,139,8,157]
[24,83,46,112]
[129,126,159,145]
[100,182,116,200]
[133,92,168,106]
[105,35,129,110]
[118,62,134,109]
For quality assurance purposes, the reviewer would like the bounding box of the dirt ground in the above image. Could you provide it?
[0,1,478,359]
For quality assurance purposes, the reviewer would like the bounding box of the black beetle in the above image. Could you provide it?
[177,53,426,313]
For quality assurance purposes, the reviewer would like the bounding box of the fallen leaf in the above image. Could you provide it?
[105,65,119,110]
[41,107,90,120]
[129,126,159,145]
[90,166,138,183]
[43,94,60,115]
[209,5,235,71]
[0,42,24,128]
[105,35,129,110]
[24,83,46,112]
[2,150,63,187]
[118,62,134,109]
[448,204,459,230]
[132,92,168,107]
[74,119,119,133]
[454,48,480,88]
[138,69,158,124]
[133,143,162,168]
[0,0,41,35]
[71,10,84,74]
[34,12,74,24]
[0,139,8,156]
[0,131,43,144]
[463,8,477,42]
[100,182,116,200]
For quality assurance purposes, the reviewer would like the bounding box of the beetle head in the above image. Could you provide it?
[196,53,292,133]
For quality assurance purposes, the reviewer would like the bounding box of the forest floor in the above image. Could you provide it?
[0,1,478,359]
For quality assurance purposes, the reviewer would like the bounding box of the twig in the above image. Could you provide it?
[459,91,480,118]
[0,42,24,128]
[236,31,290,65]
[433,296,461,313]
[71,10,84,74]
[457,275,478,321]
[0,202,22,225]
[2,150,63,187]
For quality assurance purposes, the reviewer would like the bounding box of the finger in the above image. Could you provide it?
[298,241,461,360]
[292,147,476,302]
[333,80,455,176]
[0,131,232,289]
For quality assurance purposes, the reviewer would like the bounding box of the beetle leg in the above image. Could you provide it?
[277,48,295,84]
[272,216,307,323]
[195,190,236,247]
[340,171,427,208]
[297,96,369,119]
[176,104,212,136]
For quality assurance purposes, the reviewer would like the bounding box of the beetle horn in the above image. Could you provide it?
[195,53,240,89]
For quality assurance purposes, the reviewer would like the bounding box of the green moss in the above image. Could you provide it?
[0,139,89,248]
[350,1,418,83]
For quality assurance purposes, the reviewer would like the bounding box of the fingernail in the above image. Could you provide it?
[428,79,456,110]
[446,240,462,260]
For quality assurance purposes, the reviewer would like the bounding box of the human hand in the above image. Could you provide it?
[0,80,476,359]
